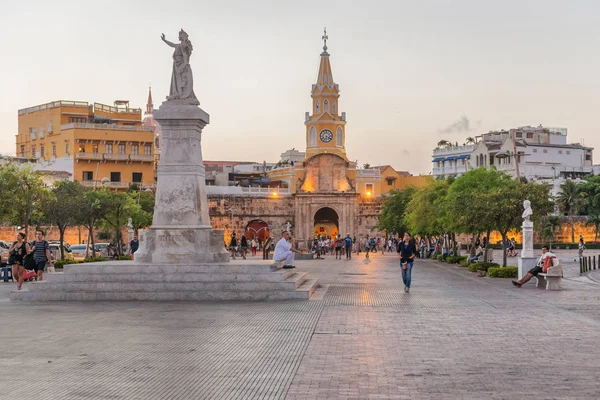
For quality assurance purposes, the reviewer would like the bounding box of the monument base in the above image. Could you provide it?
[10,260,319,302]
[518,257,537,280]
[135,228,230,264]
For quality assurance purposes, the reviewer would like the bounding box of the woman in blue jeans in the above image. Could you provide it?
[397,232,417,293]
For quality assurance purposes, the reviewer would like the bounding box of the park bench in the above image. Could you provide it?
[535,261,563,290]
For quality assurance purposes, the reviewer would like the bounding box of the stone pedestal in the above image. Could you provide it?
[518,220,536,279]
[518,257,537,280]
[135,102,229,264]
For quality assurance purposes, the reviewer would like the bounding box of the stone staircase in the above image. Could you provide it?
[10,260,319,301]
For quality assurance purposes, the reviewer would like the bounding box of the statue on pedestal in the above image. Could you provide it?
[161,29,200,105]
[522,199,533,226]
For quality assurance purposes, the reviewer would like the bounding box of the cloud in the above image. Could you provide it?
[438,115,481,135]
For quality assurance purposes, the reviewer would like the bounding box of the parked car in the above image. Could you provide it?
[0,240,11,266]
[69,244,92,262]
[94,243,110,258]
[48,243,74,262]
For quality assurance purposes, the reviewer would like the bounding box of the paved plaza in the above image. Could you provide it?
[1,250,600,399]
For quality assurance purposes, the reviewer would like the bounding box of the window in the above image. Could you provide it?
[144,145,151,156]
[558,150,563,154]
[39,127,45,139]
[48,120,53,132]
[333,101,337,113]
[336,127,343,146]
[365,183,374,194]
[566,151,571,155]
[20,145,25,157]
[324,100,329,112]
[92,144,99,154]
[40,145,45,158]
[52,145,56,157]
[543,149,548,154]
[308,127,317,147]
[118,144,126,154]
[516,132,522,138]
[132,172,143,183]
[315,100,320,113]
[105,144,113,154]
[110,172,121,182]
[154,137,160,148]
[131,144,139,155]
[82,171,93,181]
[526,132,534,139]
[533,149,538,153]
[68,117,86,123]
[65,143,69,156]
[31,145,36,156]
[29,127,36,140]
[387,179,393,186]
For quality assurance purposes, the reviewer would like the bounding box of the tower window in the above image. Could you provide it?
[333,101,337,113]
[308,126,317,147]
[324,100,329,113]
[336,127,343,146]
[315,100,320,114]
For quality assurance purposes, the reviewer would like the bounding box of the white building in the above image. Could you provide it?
[432,125,594,181]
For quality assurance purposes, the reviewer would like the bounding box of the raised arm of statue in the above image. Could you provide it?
[161,33,176,48]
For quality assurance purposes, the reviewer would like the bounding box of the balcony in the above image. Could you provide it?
[18,100,88,116]
[104,154,130,161]
[241,187,291,195]
[356,168,382,180]
[76,152,103,161]
[61,123,154,132]
[129,154,154,162]
[433,144,475,156]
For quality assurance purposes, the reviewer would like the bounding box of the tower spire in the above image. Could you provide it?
[316,29,334,86]
[322,27,328,52]
[146,86,153,115]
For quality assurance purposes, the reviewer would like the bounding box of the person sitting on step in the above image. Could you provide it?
[274,231,303,269]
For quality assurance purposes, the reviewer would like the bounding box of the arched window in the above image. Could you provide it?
[332,101,337,113]
[315,100,320,114]
[336,127,343,146]
[308,126,317,147]
[324,100,329,113]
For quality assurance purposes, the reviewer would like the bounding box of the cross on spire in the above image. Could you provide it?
[322,27,328,52]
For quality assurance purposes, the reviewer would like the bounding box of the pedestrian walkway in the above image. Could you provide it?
[1,253,599,399]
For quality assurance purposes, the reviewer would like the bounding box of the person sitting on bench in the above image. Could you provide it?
[274,231,303,269]
[512,245,555,288]
[468,245,484,264]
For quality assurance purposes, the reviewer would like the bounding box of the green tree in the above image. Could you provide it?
[405,179,449,237]
[0,164,50,237]
[465,137,475,145]
[363,163,371,169]
[101,192,140,256]
[436,140,451,149]
[540,216,561,249]
[44,180,86,260]
[127,190,154,231]
[376,187,416,236]
[586,213,600,242]
[79,189,111,258]
[556,179,587,242]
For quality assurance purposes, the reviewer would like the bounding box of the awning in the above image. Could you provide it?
[432,157,445,162]
[445,156,458,161]
[457,154,470,160]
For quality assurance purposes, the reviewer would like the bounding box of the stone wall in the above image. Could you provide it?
[208,194,295,240]
[357,198,383,237]
[0,225,128,245]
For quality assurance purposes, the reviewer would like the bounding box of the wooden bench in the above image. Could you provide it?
[535,263,563,290]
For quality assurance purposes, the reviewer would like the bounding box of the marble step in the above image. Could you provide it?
[45,268,297,283]
[63,261,285,275]
[11,285,318,301]
[26,272,309,293]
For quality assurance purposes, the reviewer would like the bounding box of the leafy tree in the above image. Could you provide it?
[101,192,140,256]
[78,189,111,258]
[363,163,371,169]
[405,179,449,237]
[376,187,416,236]
[44,180,86,260]
[540,216,561,249]
[127,190,154,231]
[556,179,587,242]
[586,213,600,242]
[465,137,475,145]
[0,164,50,237]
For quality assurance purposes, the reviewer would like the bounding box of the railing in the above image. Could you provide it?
[76,152,104,161]
[129,154,154,162]
[104,182,130,188]
[79,181,155,189]
[241,187,291,195]
[432,144,475,156]
[18,100,88,115]
[580,255,599,274]
[356,169,382,179]
[104,154,130,161]
[94,102,141,115]
[61,123,154,132]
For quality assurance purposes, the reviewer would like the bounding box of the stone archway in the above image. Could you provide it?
[245,220,270,243]
[313,207,339,239]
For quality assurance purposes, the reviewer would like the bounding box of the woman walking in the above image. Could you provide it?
[398,232,417,293]
[8,233,31,290]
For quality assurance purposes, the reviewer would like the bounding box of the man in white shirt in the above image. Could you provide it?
[274,231,303,269]
[512,245,556,287]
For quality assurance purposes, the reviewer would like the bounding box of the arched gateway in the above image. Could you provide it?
[313,207,339,239]
[245,220,270,243]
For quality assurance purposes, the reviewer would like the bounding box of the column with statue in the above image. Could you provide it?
[518,200,537,279]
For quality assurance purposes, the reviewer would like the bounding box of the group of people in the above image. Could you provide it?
[7,230,55,290]
[228,233,273,260]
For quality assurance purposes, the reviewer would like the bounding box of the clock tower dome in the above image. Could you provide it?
[304,29,348,161]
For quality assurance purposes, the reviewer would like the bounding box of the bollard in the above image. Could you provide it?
[595,255,597,271]
[589,256,592,272]
[580,257,583,274]
[583,257,588,273]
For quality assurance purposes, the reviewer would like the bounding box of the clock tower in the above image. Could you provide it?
[304,28,348,161]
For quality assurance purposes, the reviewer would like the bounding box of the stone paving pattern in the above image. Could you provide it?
[1,250,599,399]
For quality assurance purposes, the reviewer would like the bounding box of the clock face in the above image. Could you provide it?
[320,129,333,143]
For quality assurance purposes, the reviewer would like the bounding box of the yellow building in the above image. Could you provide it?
[16,100,155,189]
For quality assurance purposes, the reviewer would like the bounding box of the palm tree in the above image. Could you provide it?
[465,137,475,145]
[540,216,561,249]
[556,180,587,242]
[436,140,451,149]
[586,213,600,242]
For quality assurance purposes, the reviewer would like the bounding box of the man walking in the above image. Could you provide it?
[129,234,139,260]
[274,231,303,269]
[31,230,53,282]
[398,232,417,293]
[344,234,353,260]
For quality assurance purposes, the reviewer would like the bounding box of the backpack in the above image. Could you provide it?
[542,255,556,273]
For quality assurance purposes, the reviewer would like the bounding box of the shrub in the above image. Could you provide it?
[434,254,443,261]
[84,257,108,263]
[446,256,467,264]
[467,263,478,272]
[475,262,500,272]
[459,260,469,268]
[54,259,78,269]
[118,255,132,260]
[488,266,518,278]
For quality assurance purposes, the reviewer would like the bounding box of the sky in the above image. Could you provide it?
[1,0,599,175]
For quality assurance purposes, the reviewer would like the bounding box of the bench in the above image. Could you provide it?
[536,263,563,290]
